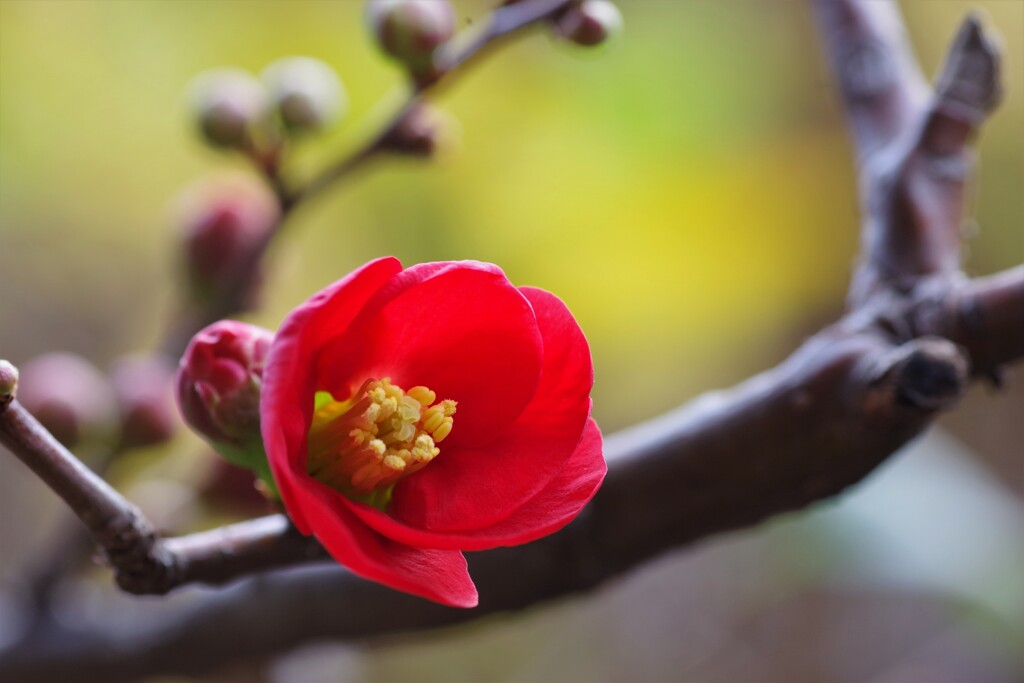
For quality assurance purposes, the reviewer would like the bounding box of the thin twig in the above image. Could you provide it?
[0,396,322,595]
[297,0,572,204]
[160,0,573,359]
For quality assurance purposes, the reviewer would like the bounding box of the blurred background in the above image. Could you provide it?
[0,1,1021,681]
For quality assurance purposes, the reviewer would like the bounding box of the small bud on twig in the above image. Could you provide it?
[367,0,457,83]
[176,321,275,486]
[189,68,268,150]
[0,360,18,410]
[110,355,180,450]
[382,102,459,157]
[173,174,280,308]
[17,353,118,451]
[199,457,273,516]
[262,56,347,134]
[555,0,622,47]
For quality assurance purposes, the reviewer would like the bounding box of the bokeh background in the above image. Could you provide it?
[1,1,1022,681]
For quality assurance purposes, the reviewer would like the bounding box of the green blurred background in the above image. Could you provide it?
[1,1,1022,682]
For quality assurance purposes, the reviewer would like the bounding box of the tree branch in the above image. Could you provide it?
[296,0,571,204]
[813,0,929,160]
[0,398,323,595]
[0,322,984,683]
[817,2,1003,301]
[0,2,1019,680]
[0,400,160,581]
[943,266,1024,378]
[161,0,573,357]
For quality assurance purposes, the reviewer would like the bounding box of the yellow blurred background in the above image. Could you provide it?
[1,1,1021,682]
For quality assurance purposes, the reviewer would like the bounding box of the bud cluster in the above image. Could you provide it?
[14,352,180,455]
[189,56,346,152]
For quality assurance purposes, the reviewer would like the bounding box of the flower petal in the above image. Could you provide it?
[263,256,403,531]
[290,478,478,607]
[391,286,595,531]
[314,261,544,447]
[341,418,604,550]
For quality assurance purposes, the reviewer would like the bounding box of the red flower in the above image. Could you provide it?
[261,258,605,607]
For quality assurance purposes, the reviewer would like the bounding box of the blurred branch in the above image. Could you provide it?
[297,0,571,203]
[1,2,1020,681]
[815,2,1002,301]
[813,0,928,160]
[943,266,1024,379]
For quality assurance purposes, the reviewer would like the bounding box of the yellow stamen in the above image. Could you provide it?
[306,377,456,508]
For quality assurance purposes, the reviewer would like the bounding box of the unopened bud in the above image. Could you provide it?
[0,360,18,408]
[200,458,274,515]
[17,353,118,452]
[262,56,346,133]
[176,321,273,473]
[367,0,457,80]
[110,355,179,450]
[189,68,268,149]
[555,0,622,47]
[174,173,280,307]
[384,103,459,157]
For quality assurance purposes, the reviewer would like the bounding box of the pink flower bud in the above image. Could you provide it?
[173,174,280,307]
[199,458,273,516]
[188,68,268,149]
[261,57,346,133]
[383,102,459,157]
[17,353,118,451]
[555,0,622,47]
[109,355,180,450]
[367,0,457,78]
[176,321,273,452]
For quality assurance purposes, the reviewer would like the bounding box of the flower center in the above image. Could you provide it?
[307,377,456,508]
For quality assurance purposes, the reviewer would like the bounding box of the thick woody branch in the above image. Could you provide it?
[0,322,981,682]
[813,0,928,159]
[941,266,1024,377]
[817,4,1003,301]
[157,515,327,590]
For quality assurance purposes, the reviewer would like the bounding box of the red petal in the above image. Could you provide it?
[263,257,403,532]
[314,262,544,447]
[391,287,594,531]
[342,418,604,550]
[289,478,478,607]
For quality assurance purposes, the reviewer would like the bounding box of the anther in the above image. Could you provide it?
[306,377,457,506]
